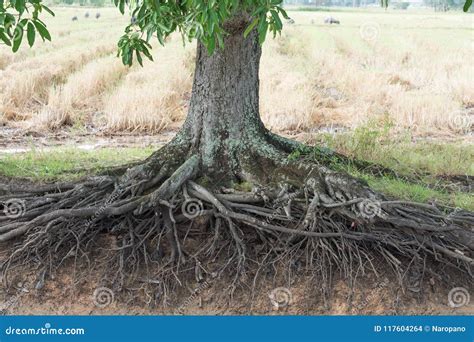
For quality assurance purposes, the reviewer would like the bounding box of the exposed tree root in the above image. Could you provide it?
[0,140,473,306]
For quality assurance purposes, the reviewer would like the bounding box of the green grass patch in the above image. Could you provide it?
[349,168,474,211]
[290,120,473,210]
[0,147,155,182]
[315,119,474,176]
[1,137,472,210]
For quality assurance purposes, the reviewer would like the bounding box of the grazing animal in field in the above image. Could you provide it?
[96,13,101,19]
[85,12,90,19]
[324,17,340,25]
[72,16,78,21]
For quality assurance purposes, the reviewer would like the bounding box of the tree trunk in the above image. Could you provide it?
[173,19,270,183]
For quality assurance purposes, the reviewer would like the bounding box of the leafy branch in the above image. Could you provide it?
[0,0,54,52]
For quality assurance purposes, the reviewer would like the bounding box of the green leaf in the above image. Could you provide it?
[42,6,55,17]
[12,24,23,52]
[278,7,290,20]
[136,51,143,66]
[207,35,216,54]
[119,0,125,15]
[244,18,258,38]
[464,0,472,12]
[258,18,268,44]
[270,10,282,31]
[0,29,11,46]
[14,0,26,16]
[27,22,35,47]
[32,20,51,41]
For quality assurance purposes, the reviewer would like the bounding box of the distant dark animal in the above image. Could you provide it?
[85,12,90,19]
[96,12,101,19]
[131,16,137,25]
[72,16,78,21]
[324,17,340,25]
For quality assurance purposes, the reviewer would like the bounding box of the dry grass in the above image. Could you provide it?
[35,55,129,129]
[0,7,124,122]
[102,39,193,133]
[268,11,474,137]
[0,43,116,121]
[260,27,317,132]
[0,7,472,137]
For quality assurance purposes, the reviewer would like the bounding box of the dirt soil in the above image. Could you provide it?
[0,126,176,155]
[0,237,472,316]
[0,266,472,316]
[2,124,472,156]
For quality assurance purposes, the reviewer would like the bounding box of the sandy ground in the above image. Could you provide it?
[0,267,472,316]
[2,124,473,156]
[0,240,472,316]
[0,126,175,155]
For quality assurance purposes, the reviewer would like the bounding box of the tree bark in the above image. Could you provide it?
[173,19,269,183]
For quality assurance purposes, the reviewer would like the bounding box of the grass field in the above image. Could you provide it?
[0,7,472,136]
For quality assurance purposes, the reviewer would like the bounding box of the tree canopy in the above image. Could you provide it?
[116,0,290,66]
[1,0,472,66]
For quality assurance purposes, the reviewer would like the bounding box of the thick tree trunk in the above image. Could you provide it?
[173,19,269,183]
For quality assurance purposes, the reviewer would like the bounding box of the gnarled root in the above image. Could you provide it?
[0,140,472,305]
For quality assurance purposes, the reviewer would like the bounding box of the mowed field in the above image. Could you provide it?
[0,7,472,137]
